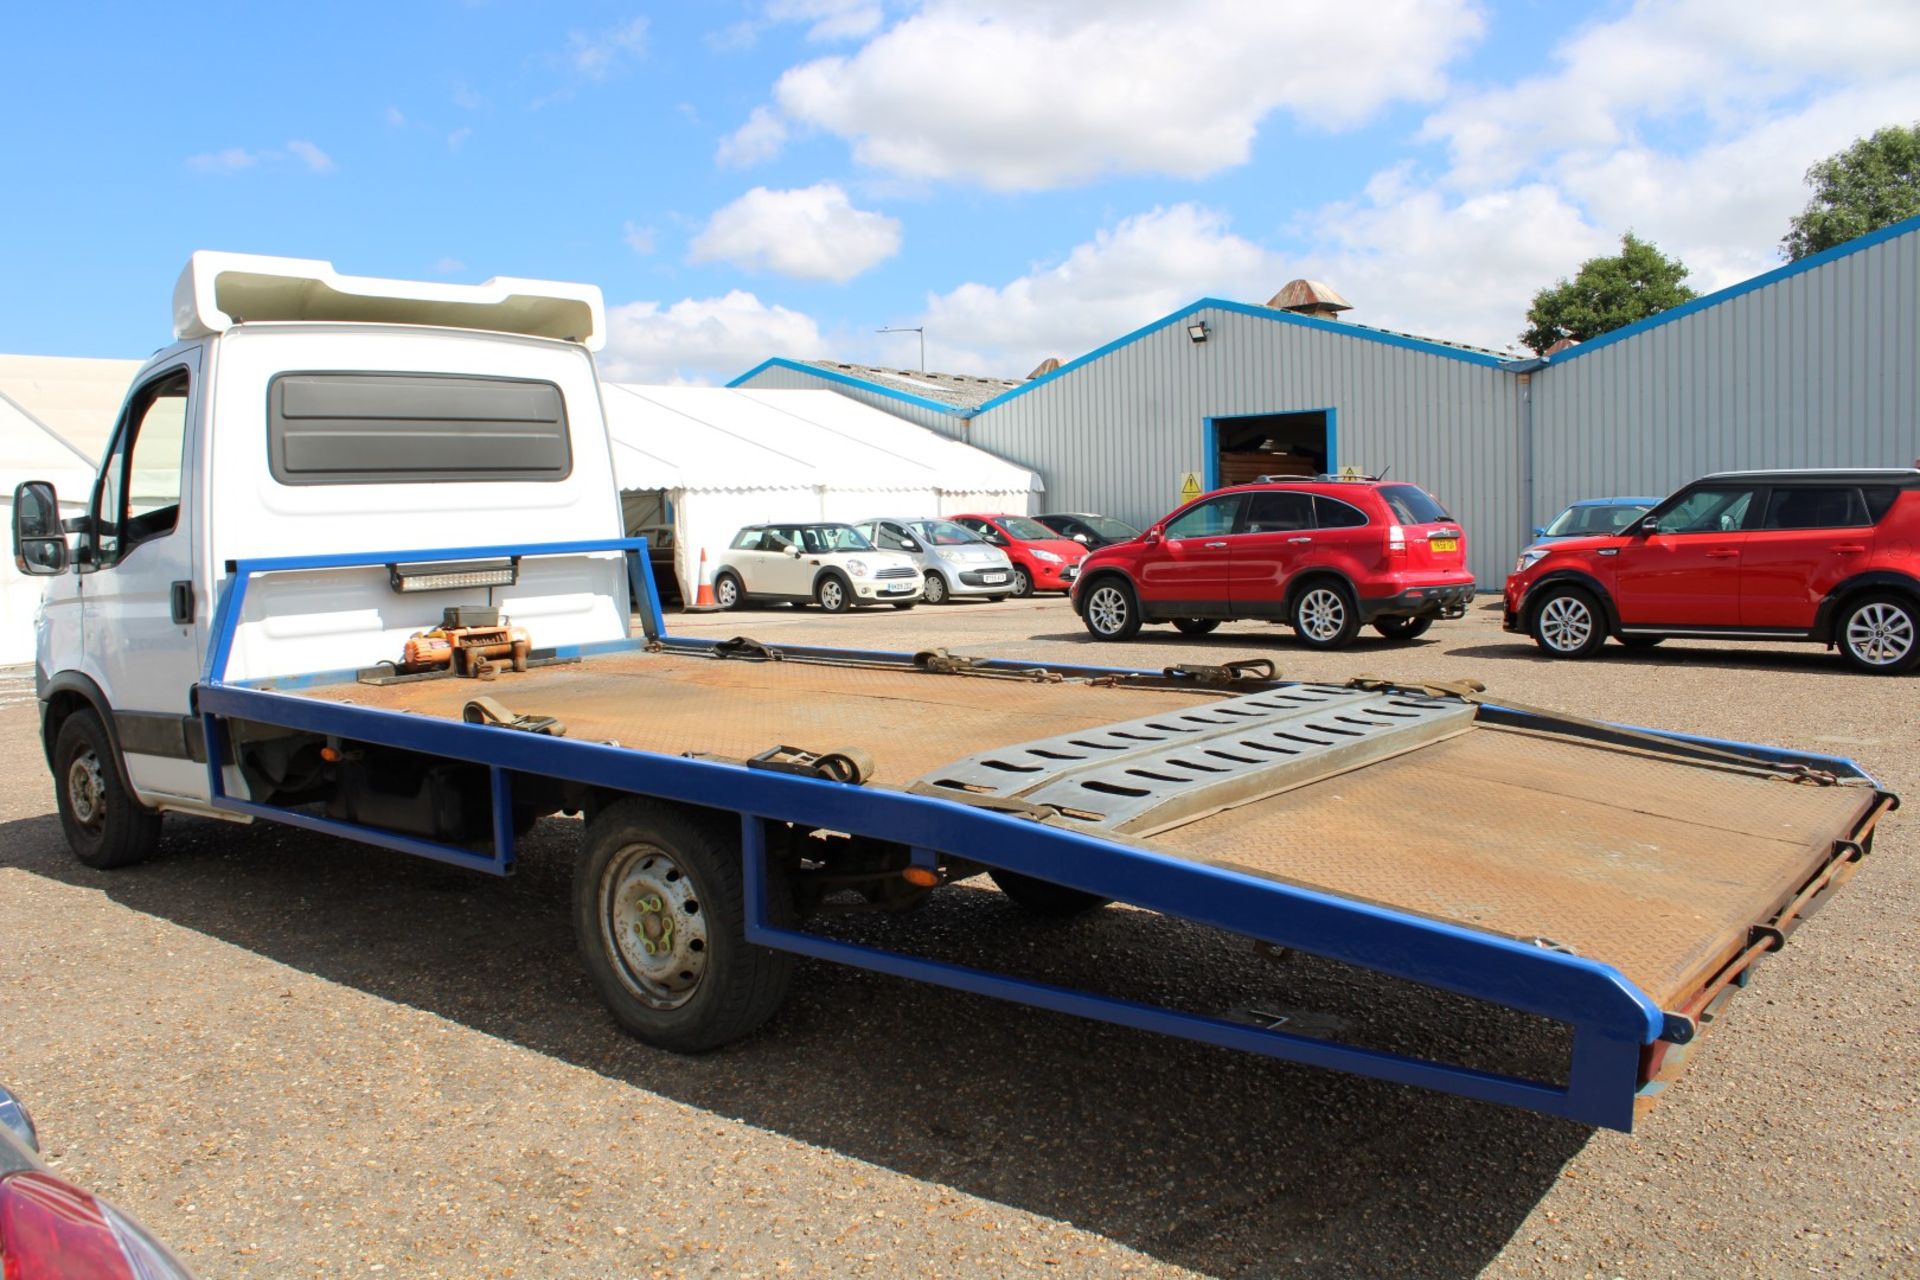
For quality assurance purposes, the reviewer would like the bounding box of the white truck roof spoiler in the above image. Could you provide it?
[171,251,606,351]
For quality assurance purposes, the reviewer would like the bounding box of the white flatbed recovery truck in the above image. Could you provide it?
[12,254,1896,1132]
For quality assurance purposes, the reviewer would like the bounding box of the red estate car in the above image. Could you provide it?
[1070,477,1475,646]
[949,514,1087,596]
[1505,469,1920,673]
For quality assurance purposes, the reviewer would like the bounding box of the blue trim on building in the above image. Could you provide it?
[727,357,971,417]
[1548,211,1920,364]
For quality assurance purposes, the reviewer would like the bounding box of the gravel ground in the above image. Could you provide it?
[0,598,1913,1278]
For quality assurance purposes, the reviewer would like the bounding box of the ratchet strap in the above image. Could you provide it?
[461,696,565,736]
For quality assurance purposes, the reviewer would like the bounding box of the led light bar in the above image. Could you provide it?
[388,557,520,593]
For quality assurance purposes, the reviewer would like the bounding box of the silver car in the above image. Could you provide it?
[855,517,1018,604]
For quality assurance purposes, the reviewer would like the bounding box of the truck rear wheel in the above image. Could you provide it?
[990,868,1112,917]
[53,709,163,870]
[573,799,791,1052]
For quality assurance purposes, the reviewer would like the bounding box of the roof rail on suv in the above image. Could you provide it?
[1252,473,1384,484]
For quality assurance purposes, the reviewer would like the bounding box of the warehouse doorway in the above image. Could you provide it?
[1206,410,1332,487]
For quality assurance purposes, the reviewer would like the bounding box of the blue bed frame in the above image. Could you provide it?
[193,539,1882,1131]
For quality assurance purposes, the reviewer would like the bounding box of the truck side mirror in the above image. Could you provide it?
[12,481,69,576]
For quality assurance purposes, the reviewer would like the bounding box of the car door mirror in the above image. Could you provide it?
[1636,515,1659,535]
[1143,527,1162,545]
[1530,525,1545,538]
[785,544,803,558]
[1072,532,1090,543]
[12,481,69,576]
[901,538,922,552]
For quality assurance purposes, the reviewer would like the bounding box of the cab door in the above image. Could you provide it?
[1742,485,1873,629]
[80,354,208,802]
[1610,484,1756,627]
[1137,495,1242,615]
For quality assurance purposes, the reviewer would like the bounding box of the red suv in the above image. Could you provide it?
[1504,469,1920,674]
[949,514,1087,596]
[1070,478,1475,646]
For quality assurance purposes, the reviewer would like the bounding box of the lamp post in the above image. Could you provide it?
[877,326,925,372]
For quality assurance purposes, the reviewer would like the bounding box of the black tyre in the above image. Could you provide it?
[1617,635,1664,650]
[1834,592,1920,674]
[1371,615,1433,642]
[53,709,162,870]
[991,868,1112,917]
[1010,565,1034,598]
[815,573,853,614]
[1081,577,1142,641]
[1290,580,1361,650]
[1172,618,1220,636]
[573,798,792,1052]
[713,571,744,610]
[890,601,915,610]
[984,595,1007,603]
[1529,585,1607,658]
[923,573,949,605]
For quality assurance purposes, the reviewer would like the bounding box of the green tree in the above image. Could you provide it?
[1782,122,1920,261]
[1520,232,1697,355]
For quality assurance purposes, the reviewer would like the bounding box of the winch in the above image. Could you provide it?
[399,607,531,678]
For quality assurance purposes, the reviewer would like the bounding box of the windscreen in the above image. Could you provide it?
[1081,515,1141,540]
[1545,502,1648,536]
[998,516,1058,540]
[909,519,984,546]
[1379,484,1452,525]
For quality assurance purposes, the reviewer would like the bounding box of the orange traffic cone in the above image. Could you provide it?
[694,547,717,608]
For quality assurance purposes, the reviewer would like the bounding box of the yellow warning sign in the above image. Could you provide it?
[1179,471,1203,503]
[1338,464,1363,481]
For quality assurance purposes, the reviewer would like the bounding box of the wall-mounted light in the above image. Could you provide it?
[388,557,520,593]
[1186,320,1209,344]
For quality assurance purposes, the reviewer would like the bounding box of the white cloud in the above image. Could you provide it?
[600,291,832,385]
[716,105,788,168]
[186,147,261,174]
[567,16,650,80]
[918,204,1275,373]
[768,0,885,42]
[447,126,473,151]
[433,257,466,276]
[384,106,406,128]
[690,184,902,282]
[758,0,1483,189]
[285,140,334,173]
[623,221,657,255]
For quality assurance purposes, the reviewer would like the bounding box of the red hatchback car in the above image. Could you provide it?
[1071,478,1475,646]
[1505,469,1920,673]
[949,514,1087,596]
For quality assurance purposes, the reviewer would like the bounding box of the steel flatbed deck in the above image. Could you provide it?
[196,540,1897,1131]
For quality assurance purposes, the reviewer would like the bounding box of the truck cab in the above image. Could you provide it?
[16,252,629,848]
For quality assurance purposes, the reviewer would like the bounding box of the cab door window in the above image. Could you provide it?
[1762,487,1869,529]
[92,370,190,566]
[1653,487,1758,534]
[1164,496,1241,540]
[1240,492,1313,534]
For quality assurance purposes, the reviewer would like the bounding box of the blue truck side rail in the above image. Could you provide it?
[194,539,1883,1131]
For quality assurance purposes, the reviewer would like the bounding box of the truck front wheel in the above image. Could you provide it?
[53,709,163,870]
[573,799,792,1052]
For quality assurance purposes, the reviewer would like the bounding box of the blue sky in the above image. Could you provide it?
[3,2,1915,381]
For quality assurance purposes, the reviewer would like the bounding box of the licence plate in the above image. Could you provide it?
[981,572,1006,583]
[1063,565,1079,578]
[885,581,913,593]
[1429,537,1458,552]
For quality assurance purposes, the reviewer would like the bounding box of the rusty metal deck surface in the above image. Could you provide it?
[1151,726,1875,1009]
[295,655,1872,1009]
[295,650,1227,783]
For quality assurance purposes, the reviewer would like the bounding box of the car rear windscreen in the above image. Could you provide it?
[1379,484,1451,524]
[268,372,571,485]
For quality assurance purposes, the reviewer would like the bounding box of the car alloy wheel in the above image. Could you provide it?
[714,574,740,608]
[924,573,948,605]
[1843,600,1915,668]
[1296,587,1347,644]
[1538,594,1594,653]
[1086,584,1131,636]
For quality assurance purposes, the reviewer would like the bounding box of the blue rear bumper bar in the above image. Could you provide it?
[194,538,1875,1132]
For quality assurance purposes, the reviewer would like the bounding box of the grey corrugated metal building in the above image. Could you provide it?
[733,215,1920,586]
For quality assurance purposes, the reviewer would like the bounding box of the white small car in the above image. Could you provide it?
[714,522,922,612]
[855,517,1017,605]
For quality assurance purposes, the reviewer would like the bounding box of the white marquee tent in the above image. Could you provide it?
[0,356,141,665]
[600,384,1042,603]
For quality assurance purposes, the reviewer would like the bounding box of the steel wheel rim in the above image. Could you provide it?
[1087,585,1129,634]
[716,577,738,607]
[66,751,106,830]
[601,843,709,1010]
[1539,596,1592,652]
[1298,588,1345,642]
[925,575,946,603]
[1846,602,1914,666]
[821,580,844,610]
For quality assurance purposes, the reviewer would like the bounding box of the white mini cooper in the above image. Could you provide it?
[714,522,923,613]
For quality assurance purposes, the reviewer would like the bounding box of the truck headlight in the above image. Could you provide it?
[1031,548,1063,564]
[1513,548,1549,574]
[846,559,870,578]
